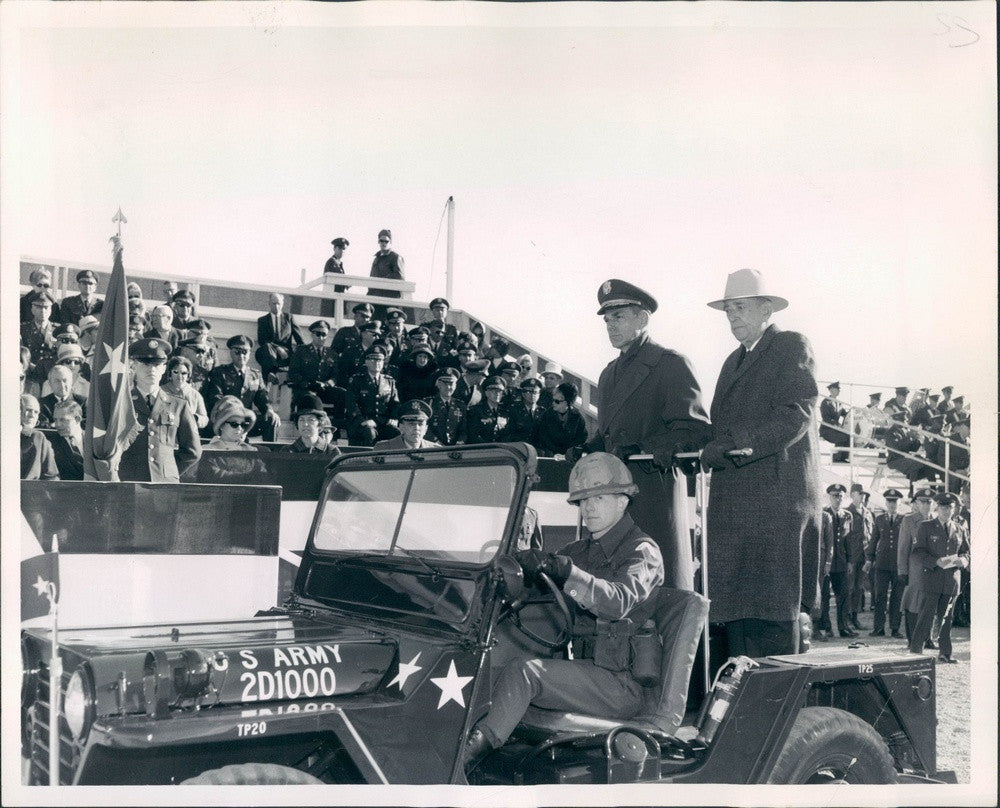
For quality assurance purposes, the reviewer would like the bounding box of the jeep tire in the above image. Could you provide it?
[766,706,898,784]
[181,763,324,785]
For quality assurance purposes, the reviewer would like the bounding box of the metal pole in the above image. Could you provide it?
[944,439,950,491]
[446,196,455,305]
[697,469,711,696]
[47,534,61,786]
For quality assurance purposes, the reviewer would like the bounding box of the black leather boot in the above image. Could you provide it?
[463,727,493,774]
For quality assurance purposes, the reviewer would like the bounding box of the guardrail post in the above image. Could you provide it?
[944,440,950,491]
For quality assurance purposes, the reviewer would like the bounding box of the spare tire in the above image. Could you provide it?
[181,763,323,785]
[766,706,898,784]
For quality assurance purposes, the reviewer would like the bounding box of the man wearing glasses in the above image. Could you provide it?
[60,269,104,327]
[369,228,405,300]
[202,335,281,442]
[20,267,62,324]
[119,338,202,483]
[20,295,60,388]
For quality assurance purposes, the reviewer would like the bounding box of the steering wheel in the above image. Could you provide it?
[501,572,574,651]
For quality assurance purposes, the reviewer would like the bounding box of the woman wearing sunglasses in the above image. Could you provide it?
[160,356,209,431]
[536,382,588,459]
[204,395,258,452]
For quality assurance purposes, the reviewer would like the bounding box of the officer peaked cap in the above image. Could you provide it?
[332,237,349,248]
[826,483,847,494]
[309,319,330,333]
[597,279,658,315]
[482,375,506,391]
[934,492,960,507]
[171,290,196,304]
[882,488,904,500]
[519,377,543,390]
[227,334,253,350]
[911,487,936,501]
[436,367,461,381]
[130,337,170,361]
[398,399,432,421]
[352,302,375,315]
[76,269,98,283]
[429,297,450,309]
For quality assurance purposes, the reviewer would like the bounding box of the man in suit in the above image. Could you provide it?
[38,365,88,428]
[256,292,303,382]
[60,269,104,327]
[700,269,823,656]
[817,484,854,639]
[144,305,182,353]
[868,488,905,637]
[908,492,969,662]
[374,399,440,450]
[118,337,202,483]
[49,399,86,480]
[203,335,281,441]
[568,279,711,592]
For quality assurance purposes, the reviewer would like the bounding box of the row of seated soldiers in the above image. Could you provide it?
[819,382,970,493]
[21,282,589,455]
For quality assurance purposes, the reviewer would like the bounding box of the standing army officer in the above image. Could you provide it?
[817,483,854,639]
[908,492,969,663]
[701,269,823,656]
[567,279,711,591]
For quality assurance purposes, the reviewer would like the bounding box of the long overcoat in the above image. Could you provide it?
[706,324,823,623]
[582,335,711,591]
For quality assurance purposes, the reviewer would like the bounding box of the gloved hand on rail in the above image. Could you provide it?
[700,440,736,471]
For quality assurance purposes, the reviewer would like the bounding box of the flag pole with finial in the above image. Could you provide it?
[47,533,61,786]
[113,206,127,238]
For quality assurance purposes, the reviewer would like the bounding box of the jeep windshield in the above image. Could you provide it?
[299,456,521,629]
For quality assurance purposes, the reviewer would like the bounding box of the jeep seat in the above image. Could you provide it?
[516,587,710,742]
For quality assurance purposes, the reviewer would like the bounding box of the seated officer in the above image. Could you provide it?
[374,399,440,450]
[464,453,665,772]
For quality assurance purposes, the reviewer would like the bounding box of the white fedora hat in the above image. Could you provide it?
[708,268,788,312]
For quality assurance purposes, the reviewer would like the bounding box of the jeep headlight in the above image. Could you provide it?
[63,668,94,742]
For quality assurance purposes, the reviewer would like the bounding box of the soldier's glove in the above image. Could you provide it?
[656,442,701,475]
[564,445,585,464]
[897,574,908,587]
[540,554,573,588]
[700,440,735,471]
[514,549,547,586]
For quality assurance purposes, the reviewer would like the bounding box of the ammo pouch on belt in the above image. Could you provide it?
[575,618,662,687]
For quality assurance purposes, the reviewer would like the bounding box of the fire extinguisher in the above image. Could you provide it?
[695,656,759,745]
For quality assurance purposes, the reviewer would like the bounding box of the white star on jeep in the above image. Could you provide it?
[387,652,422,691]
[32,575,50,597]
[100,341,128,389]
[430,660,473,709]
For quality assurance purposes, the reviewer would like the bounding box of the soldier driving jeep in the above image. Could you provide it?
[464,452,708,774]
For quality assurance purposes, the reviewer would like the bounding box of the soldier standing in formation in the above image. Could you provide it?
[868,488,905,638]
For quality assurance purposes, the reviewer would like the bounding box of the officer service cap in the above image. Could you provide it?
[952,395,965,406]
[76,269,98,283]
[179,334,211,349]
[361,320,383,333]
[398,399,432,421]
[171,289,196,305]
[332,237,349,248]
[928,393,940,402]
[429,297,450,309]
[911,486,936,501]
[482,375,507,391]
[309,319,330,333]
[934,492,960,507]
[849,483,866,494]
[78,315,101,333]
[498,360,520,374]
[490,335,510,352]
[185,318,212,333]
[883,488,904,500]
[456,340,478,353]
[519,377,543,391]
[130,337,170,361]
[869,392,882,401]
[941,385,953,395]
[465,359,490,374]
[227,334,253,350]
[827,381,840,390]
[597,279,658,315]
[55,323,80,338]
[378,228,392,240]
[409,325,430,337]
[826,483,847,494]
[352,302,375,315]
[436,367,461,381]
[895,386,909,395]
[385,307,407,322]
[410,345,435,359]
[365,344,387,359]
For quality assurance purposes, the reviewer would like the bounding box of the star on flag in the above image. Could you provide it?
[430,660,473,709]
[32,575,51,598]
[99,340,128,389]
[387,652,423,691]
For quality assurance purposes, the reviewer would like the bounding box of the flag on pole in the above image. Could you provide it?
[21,517,59,622]
[83,236,140,481]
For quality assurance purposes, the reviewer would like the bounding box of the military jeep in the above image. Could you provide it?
[22,443,950,786]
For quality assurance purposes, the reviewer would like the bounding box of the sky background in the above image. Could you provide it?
[3,1,997,411]
[1,4,997,804]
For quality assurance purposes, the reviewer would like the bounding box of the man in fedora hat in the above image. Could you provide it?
[700,268,823,656]
[324,237,350,292]
[566,279,711,591]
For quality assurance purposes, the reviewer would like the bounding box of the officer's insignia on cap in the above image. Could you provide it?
[602,281,612,295]
[149,340,159,349]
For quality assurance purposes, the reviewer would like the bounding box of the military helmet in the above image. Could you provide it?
[566,452,638,504]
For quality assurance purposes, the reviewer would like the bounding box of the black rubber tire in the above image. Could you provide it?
[766,707,899,784]
[181,763,324,785]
